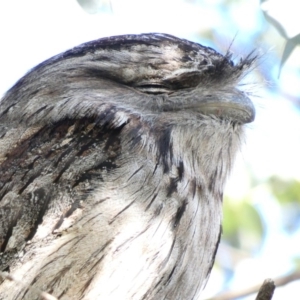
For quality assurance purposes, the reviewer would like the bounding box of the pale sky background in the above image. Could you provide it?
[0,0,300,299]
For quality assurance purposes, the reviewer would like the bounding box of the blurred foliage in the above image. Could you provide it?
[268,176,300,233]
[223,197,264,252]
[222,176,300,250]
[268,176,300,205]
[293,257,300,270]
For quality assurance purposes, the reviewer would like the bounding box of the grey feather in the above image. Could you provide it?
[0,33,256,300]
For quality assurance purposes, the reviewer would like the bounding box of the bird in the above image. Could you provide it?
[0,33,256,300]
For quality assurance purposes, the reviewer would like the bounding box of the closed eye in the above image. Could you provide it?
[135,84,171,94]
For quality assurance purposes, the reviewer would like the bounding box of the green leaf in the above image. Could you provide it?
[279,34,300,76]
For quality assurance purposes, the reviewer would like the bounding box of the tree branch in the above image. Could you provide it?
[208,270,300,300]
[255,279,275,300]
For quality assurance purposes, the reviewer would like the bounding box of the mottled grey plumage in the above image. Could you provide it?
[0,33,255,300]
